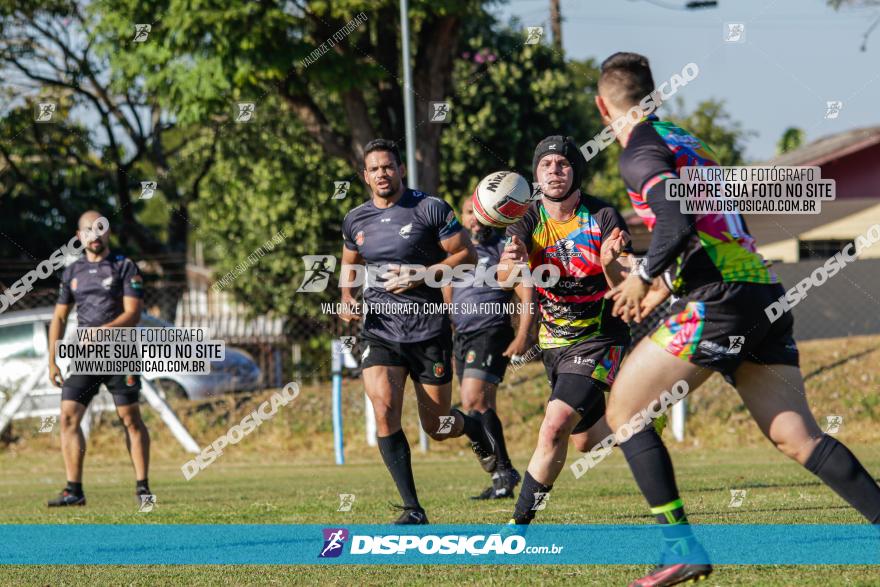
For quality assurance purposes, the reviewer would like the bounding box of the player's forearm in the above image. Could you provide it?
[101,310,140,328]
[603,255,631,287]
[513,285,535,338]
[425,245,474,283]
[48,317,64,363]
[515,302,534,339]
[496,259,528,290]
[340,264,361,301]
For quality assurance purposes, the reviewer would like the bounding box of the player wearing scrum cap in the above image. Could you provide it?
[340,139,496,525]
[497,136,636,525]
[596,51,880,586]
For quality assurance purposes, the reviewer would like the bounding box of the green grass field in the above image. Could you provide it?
[2,334,880,585]
[2,444,879,585]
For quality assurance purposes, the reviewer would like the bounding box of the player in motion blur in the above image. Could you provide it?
[497,136,637,525]
[596,52,880,586]
[339,139,495,524]
[445,196,535,499]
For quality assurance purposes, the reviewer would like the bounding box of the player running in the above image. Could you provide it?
[497,136,633,525]
[595,52,880,586]
[47,210,151,507]
[444,196,534,500]
[339,139,496,525]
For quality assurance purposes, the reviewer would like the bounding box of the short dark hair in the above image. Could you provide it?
[363,139,402,167]
[598,52,655,108]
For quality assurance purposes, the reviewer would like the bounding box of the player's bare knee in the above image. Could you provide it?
[538,420,567,450]
[60,411,82,431]
[122,414,145,434]
[371,401,397,425]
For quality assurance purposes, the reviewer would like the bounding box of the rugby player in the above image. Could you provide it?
[47,211,150,506]
[444,196,535,499]
[339,139,496,524]
[497,136,633,525]
[596,52,880,586]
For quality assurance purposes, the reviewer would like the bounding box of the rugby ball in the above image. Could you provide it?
[471,171,533,228]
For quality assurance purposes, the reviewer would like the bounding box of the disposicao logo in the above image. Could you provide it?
[319,528,349,558]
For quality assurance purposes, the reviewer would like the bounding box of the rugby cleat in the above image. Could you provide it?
[628,563,712,586]
[135,486,155,508]
[471,467,522,500]
[392,505,429,525]
[48,489,86,507]
[494,467,521,497]
[471,485,496,500]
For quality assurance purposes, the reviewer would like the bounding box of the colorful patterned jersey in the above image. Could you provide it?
[619,115,776,293]
[506,194,630,349]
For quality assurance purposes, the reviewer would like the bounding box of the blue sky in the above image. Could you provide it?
[494,0,880,161]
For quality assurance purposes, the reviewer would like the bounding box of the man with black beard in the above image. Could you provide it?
[340,139,496,524]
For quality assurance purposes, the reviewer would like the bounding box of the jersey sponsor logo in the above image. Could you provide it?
[432,361,445,378]
[572,356,595,367]
[380,217,390,223]
[355,230,365,246]
[319,528,349,558]
[130,274,143,290]
[399,223,413,239]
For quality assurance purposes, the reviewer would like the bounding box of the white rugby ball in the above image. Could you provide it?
[471,171,533,228]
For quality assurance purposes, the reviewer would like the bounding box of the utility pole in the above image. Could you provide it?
[550,0,562,51]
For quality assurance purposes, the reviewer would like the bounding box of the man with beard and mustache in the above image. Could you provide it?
[443,196,535,500]
[47,211,150,507]
[339,139,496,524]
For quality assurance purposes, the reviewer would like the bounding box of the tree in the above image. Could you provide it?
[777,127,805,156]
[0,1,220,279]
[439,27,604,201]
[98,0,489,197]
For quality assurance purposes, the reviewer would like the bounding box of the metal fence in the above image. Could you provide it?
[6,258,879,385]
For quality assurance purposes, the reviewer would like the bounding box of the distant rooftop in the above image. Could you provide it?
[770,126,880,167]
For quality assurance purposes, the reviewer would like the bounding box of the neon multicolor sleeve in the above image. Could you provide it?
[619,115,776,293]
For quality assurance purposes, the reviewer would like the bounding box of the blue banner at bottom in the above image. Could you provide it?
[1,525,878,565]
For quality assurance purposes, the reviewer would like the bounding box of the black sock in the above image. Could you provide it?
[459,409,484,443]
[512,472,552,524]
[136,479,150,492]
[482,408,512,470]
[805,435,880,523]
[619,427,697,552]
[377,429,420,510]
[66,481,83,496]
